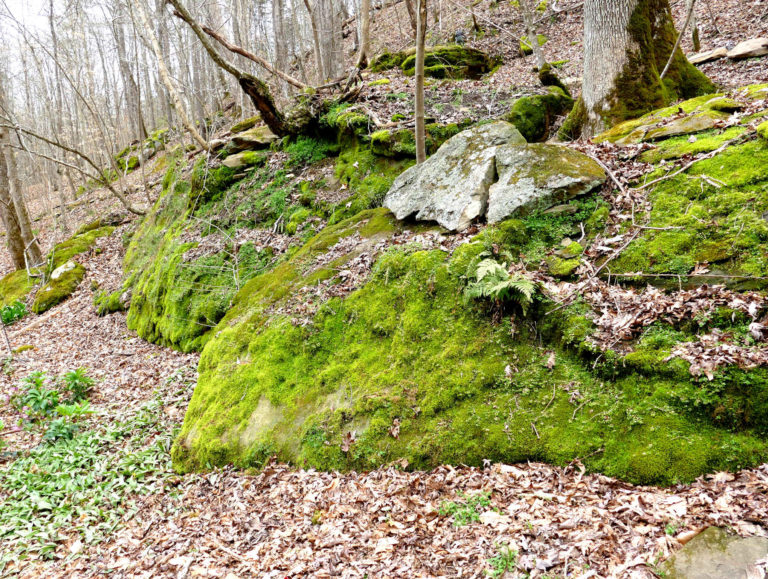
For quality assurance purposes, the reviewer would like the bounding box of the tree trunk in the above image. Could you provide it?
[0,127,43,268]
[356,0,372,68]
[519,0,546,68]
[573,0,714,139]
[414,0,427,164]
[303,0,327,82]
[112,0,148,141]
[404,0,417,33]
[0,152,26,271]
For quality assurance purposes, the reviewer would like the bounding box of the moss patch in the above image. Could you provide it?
[506,87,574,142]
[0,270,34,308]
[48,226,114,271]
[372,45,496,80]
[609,136,768,288]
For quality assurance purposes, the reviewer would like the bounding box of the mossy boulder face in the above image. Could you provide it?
[372,45,496,80]
[123,169,274,352]
[227,126,278,153]
[173,212,768,484]
[0,269,34,308]
[385,121,527,231]
[758,119,768,141]
[597,86,768,288]
[505,87,574,142]
[32,261,85,314]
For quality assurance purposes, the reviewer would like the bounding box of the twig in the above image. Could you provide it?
[598,272,768,281]
[637,131,755,191]
[660,0,697,81]
[530,421,540,439]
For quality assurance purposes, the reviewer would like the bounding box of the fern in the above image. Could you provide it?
[464,258,536,314]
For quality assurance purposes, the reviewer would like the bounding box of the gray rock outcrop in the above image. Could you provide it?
[384,121,526,231]
[486,144,606,223]
[661,527,768,578]
[384,121,606,231]
[727,38,768,59]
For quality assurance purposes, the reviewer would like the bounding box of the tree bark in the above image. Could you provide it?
[519,0,546,68]
[0,152,26,271]
[112,0,148,141]
[575,0,714,138]
[303,0,327,82]
[414,0,427,164]
[0,126,43,267]
[356,0,372,68]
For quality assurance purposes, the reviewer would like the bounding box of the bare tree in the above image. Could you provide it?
[133,0,208,150]
[519,0,546,68]
[414,0,426,163]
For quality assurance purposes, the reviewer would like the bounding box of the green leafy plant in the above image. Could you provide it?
[0,300,26,325]
[464,258,537,314]
[10,372,59,419]
[60,368,94,402]
[439,491,493,527]
[42,418,79,444]
[487,543,518,577]
[0,394,181,565]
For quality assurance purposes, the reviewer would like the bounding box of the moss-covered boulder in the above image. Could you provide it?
[228,126,278,152]
[32,261,85,314]
[48,226,114,271]
[384,122,604,230]
[758,119,768,141]
[371,45,496,80]
[505,87,574,142]
[173,209,768,485]
[597,86,768,288]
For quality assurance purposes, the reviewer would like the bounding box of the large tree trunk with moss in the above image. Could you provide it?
[573,0,714,139]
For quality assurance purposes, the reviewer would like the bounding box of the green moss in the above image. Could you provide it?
[538,63,571,97]
[367,78,391,87]
[596,0,715,130]
[369,50,409,72]
[32,262,85,314]
[758,120,768,141]
[189,159,240,206]
[609,138,768,287]
[230,116,261,134]
[558,96,587,141]
[506,88,573,142]
[520,34,547,55]
[173,231,768,483]
[93,289,126,316]
[0,269,34,308]
[400,45,495,80]
[638,126,746,164]
[328,145,414,224]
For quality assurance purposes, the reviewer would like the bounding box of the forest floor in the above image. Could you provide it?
[1,1,768,577]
